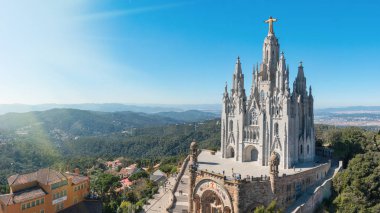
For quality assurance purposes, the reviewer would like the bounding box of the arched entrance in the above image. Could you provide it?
[193,179,234,213]
[226,146,235,158]
[201,190,223,213]
[243,145,258,162]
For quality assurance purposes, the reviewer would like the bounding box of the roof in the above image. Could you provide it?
[120,178,132,187]
[153,170,166,177]
[0,187,46,205]
[150,175,167,183]
[7,168,67,187]
[13,187,46,203]
[64,172,89,185]
[0,194,13,206]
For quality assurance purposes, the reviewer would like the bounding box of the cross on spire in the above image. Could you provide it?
[264,16,277,34]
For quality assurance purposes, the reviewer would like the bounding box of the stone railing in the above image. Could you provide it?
[166,155,190,211]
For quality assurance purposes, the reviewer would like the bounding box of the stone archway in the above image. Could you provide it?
[193,179,234,213]
[226,146,235,158]
[201,190,223,213]
[243,145,258,162]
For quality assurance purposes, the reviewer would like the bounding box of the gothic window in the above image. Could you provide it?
[251,110,258,125]
[274,123,279,136]
[260,90,265,102]
[229,120,233,132]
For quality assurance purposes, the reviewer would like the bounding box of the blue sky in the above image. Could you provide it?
[0,0,379,108]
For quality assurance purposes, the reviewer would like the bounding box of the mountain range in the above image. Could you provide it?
[0,108,219,137]
[0,103,221,115]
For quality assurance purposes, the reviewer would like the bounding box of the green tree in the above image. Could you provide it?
[333,152,380,212]
[253,201,282,213]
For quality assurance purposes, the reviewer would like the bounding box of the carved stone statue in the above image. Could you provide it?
[270,152,279,176]
[264,16,277,34]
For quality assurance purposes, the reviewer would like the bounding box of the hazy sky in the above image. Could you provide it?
[0,0,379,108]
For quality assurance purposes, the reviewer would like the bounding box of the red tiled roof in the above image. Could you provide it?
[13,187,46,203]
[7,168,67,187]
[120,178,132,187]
[0,194,13,206]
[0,187,46,205]
[64,172,89,185]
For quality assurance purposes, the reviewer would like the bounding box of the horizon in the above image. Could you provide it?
[0,102,379,111]
[1,0,379,108]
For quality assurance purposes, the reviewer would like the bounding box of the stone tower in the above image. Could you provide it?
[221,17,315,169]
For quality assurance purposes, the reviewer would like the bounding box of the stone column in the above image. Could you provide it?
[188,141,198,213]
[270,152,279,194]
[232,182,240,213]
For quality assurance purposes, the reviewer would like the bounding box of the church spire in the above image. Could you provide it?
[297,61,304,78]
[232,56,245,96]
[261,17,280,83]
[295,61,307,95]
[234,56,242,75]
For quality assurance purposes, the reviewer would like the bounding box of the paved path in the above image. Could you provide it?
[143,176,176,213]
[171,168,190,213]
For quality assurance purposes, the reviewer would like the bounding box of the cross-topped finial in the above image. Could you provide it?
[264,16,277,34]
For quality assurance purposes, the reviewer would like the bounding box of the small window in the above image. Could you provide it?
[274,123,279,136]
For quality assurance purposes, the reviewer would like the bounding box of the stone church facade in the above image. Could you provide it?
[185,18,332,213]
[221,17,315,169]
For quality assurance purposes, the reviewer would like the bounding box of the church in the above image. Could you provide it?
[220,16,315,169]
[182,18,336,213]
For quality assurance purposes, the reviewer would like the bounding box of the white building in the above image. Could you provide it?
[220,17,315,169]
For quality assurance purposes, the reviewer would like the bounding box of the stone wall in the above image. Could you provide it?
[166,155,190,211]
[275,161,331,208]
[290,161,343,213]
[239,179,273,212]
[192,161,333,212]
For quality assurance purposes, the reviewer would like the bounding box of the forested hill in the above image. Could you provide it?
[0,108,220,186]
[0,108,219,136]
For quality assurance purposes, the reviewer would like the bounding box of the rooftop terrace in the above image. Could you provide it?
[197,150,327,178]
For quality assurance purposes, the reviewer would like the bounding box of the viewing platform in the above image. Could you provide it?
[197,150,329,179]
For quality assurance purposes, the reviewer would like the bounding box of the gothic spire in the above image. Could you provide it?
[232,56,245,96]
[297,61,304,78]
[234,56,242,75]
